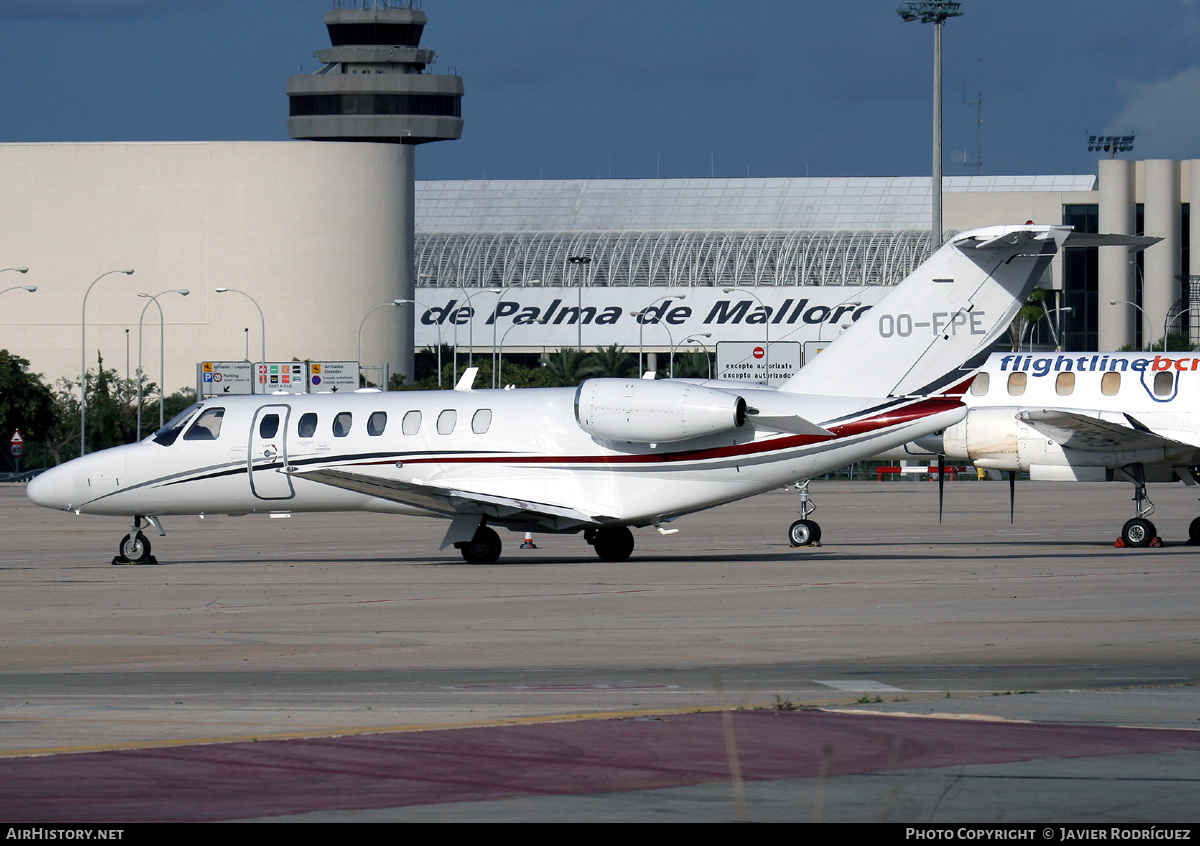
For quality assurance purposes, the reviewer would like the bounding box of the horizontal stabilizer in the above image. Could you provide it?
[1062,232,1162,252]
[745,408,833,437]
[1017,409,1190,453]
[290,467,611,530]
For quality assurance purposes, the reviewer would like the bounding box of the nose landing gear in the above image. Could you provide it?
[113,516,159,565]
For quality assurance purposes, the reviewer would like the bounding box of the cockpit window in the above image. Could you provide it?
[152,404,201,446]
[183,407,225,441]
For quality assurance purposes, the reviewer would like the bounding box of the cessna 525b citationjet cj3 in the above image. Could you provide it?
[29,225,1134,565]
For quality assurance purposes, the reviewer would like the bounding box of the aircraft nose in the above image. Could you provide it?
[25,466,62,510]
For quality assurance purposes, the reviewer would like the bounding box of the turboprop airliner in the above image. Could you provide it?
[28,224,1109,565]
[910,348,1200,547]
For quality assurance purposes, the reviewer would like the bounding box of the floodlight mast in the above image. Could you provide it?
[898,1,963,250]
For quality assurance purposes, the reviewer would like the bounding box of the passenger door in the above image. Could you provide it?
[249,405,294,500]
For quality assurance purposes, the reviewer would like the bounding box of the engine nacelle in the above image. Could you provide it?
[574,379,747,444]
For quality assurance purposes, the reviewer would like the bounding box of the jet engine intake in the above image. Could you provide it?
[574,379,747,444]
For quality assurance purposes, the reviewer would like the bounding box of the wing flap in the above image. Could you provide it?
[290,467,611,529]
[1017,409,1190,452]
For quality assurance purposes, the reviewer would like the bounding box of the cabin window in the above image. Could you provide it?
[152,404,201,446]
[1154,371,1174,396]
[183,407,225,441]
[297,413,318,438]
[472,409,492,434]
[1055,372,1075,396]
[1006,372,1027,396]
[1101,372,1121,396]
[368,411,387,436]
[437,409,457,435]
[332,412,353,437]
[970,373,989,396]
[258,414,280,439]
[402,410,422,435]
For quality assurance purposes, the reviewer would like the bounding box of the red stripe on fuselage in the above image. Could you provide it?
[339,397,962,469]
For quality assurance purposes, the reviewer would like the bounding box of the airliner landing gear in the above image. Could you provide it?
[1116,466,1158,548]
[113,516,158,565]
[788,480,821,547]
[457,525,502,565]
[586,527,635,562]
[1188,517,1200,546]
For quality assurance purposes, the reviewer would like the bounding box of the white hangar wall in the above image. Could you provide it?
[0,141,408,395]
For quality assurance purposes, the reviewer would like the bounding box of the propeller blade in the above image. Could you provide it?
[938,454,945,524]
[1008,470,1016,524]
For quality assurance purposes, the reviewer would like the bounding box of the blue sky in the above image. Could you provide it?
[1,0,1198,181]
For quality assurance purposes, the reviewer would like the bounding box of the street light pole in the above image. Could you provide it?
[898,1,963,248]
[215,287,266,390]
[81,269,135,456]
[568,256,592,352]
[634,293,686,375]
[358,299,407,388]
[136,289,189,434]
[1110,300,1147,352]
[674,332,712,379]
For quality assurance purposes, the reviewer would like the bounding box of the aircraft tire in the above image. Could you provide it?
[592,527,634,562]
[788,519,821,547]
[118,531,152,564]
[1189,517,1200,545]
[459,526,502,565]
[1121,517,1156,548]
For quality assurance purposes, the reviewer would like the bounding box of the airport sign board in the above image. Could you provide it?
[257,362,308,393]
[308,361,358,393]
[411,286,884,351]
[716,341,802,386]
[198,361,254,396]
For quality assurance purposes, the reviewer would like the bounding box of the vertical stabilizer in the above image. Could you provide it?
[779,224,1069,398]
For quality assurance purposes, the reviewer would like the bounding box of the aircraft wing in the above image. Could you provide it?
[1017,409,1192,452]
[289,467,613,530]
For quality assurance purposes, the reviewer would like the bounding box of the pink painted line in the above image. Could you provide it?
[3,711,1199,823]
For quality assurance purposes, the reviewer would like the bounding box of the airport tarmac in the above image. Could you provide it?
[0,478,1197,823]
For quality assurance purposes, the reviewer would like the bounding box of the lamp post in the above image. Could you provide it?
[215,287,265,361]
[1038,306,1073,353]
[898,1,962,248]
[454,287,501,374]
[0,266,34,298]
[568,255,592,352]
[674,332,712,379]
[81,269,135,456]
[136,289,189,435]
[1110,300,1146,352]
[215,288,266,391]
[358,299,406,388]
[634,293,686,375]
[723,287,771,384]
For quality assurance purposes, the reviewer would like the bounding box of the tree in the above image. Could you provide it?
[0,350,55,469]
[588,344,636,379]
[541,348,599,387]
[1008,287,1047,351]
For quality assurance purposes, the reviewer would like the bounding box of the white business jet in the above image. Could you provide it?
[28,224,1073,565]
[912,348,1200,547]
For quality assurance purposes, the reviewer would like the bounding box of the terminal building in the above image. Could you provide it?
[1,155,1196,393]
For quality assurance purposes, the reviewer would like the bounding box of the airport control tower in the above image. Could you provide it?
[287,0,463,383]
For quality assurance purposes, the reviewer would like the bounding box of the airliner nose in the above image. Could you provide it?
[25,467,62,509]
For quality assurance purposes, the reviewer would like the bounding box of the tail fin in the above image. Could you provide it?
[778,224,1070,398]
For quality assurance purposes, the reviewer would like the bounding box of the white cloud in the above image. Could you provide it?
[1106,66,1200,159]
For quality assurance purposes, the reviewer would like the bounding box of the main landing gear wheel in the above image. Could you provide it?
[788,519,821,547]
[588,527,635,562]
[1187,515,1200,545]
[457,526,502,565]
[115,531,153,565]
[1121,517,1156,549]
